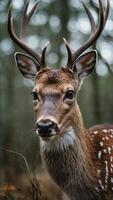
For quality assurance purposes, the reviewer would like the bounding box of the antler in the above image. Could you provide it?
[64,0,110,70]
[8,0,48,68]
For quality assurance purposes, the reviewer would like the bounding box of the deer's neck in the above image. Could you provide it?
[39,105,101,200]
[40,126,101,200]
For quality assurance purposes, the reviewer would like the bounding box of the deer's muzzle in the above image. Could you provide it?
[35,119,59,139]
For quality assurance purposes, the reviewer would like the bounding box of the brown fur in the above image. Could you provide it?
[35,174,69,200]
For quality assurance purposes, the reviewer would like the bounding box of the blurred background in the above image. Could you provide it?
[0,0,113,197]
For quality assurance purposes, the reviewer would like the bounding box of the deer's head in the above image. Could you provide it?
[8,0,109,140]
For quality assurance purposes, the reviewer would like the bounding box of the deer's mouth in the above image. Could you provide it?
[36,127,59,141]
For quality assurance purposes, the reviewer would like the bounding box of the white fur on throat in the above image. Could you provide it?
[40,128,76,152]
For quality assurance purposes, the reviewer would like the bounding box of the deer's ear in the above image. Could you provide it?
[14,52,39,79]
[74,50,97,80]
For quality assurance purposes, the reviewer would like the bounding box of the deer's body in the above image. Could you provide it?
[7,0,113,199]
[36,69,113,200]
[41,124,113,200]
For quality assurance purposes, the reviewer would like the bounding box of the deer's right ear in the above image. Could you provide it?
[14,53,39,79]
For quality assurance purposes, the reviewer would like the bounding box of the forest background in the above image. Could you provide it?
[0,0,113,196]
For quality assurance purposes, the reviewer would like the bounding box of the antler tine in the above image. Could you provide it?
[41,41,50,67]
[63,38,73,69]
[8,4,41,65]
[84,0,110,30]
[81,1,96,33]
[20,0,29,39]
[8,1,48,68]
[104,0,110,28]
[20,0,39,40]
[82,0,110,31]
[65,0,109,70]
[72,0,105,64]
[8,3,41,65]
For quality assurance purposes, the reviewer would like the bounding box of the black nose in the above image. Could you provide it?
[36,120,55,137]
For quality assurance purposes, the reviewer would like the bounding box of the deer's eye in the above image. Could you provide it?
[64,90,75,102]
[32,91,39,101]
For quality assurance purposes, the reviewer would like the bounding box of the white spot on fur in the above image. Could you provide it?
[105,136,109,140]
[94,131,98,134]
[103,130,108,133]
[97,169,101,176]
[103,149,107,153]
[101,186,105,191]
[105,161,108,183]
[98,179,105,190]
[98,151,102,159]
[95,186,100,192]
[108,147,111,154]
[98,179,102,185]
[105,185,108,190]
[100,142,103,147]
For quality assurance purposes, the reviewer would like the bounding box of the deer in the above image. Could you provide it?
[7,0,113,199]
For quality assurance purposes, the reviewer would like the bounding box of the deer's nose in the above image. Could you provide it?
[36,120,55,137]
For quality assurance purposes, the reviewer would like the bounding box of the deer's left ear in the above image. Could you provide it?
[14,52,39,79]
[74,50,97,80]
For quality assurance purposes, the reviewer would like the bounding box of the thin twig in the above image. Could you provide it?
[0,147,32,184]
[0,147,41,200]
